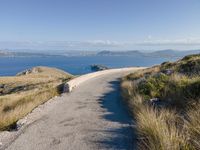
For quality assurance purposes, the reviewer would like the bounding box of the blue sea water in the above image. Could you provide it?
[0,55,178,76]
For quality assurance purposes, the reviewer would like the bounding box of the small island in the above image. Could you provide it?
[90,64,109,71]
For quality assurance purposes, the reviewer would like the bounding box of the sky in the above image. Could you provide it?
[0,0,200,51]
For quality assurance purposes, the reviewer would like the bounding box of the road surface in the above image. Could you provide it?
[5,68,140,150]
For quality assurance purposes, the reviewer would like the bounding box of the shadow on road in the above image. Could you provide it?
[93,127,135,150]
[94,78,136,149]
[98,79,132,124]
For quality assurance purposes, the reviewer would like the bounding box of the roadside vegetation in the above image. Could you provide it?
[121,54,200,150]
[0,66,73,130]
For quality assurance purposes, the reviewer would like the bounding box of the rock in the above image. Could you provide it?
[0,84,5,94]
[16,67,40,76]
[162,69,173,75]
[17,118,27,130]
[63,83,72,93]
[149,98,160,103]
[90,64,109,71]
[0,84,5,88]
[148,98,166,108]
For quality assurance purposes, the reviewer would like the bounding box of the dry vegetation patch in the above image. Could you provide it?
[0,66,73,130]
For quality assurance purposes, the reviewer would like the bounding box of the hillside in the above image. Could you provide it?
[0,66,73,130]
[97,50,200,58]
[1,49,200,58]
[121,54,200,149]
[97,50,143,56]
[148,49,200,58]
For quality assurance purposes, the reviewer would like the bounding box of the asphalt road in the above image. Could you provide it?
[6,69,139,150]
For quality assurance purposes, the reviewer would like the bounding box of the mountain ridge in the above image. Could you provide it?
[1,49,200,58]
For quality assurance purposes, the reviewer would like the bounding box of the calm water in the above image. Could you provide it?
[0,56,178,76]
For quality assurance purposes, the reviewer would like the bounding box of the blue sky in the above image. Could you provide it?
[0,0,200,50]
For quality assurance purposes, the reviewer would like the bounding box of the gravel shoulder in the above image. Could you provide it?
[1,67,143,150]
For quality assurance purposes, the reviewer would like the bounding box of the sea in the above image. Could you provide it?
[0,55,178,76]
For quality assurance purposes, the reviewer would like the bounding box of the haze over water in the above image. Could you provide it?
[0,55,177,76]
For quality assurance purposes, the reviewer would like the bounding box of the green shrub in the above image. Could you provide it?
[178,59,200,75]
[138,73,169,100]
[185,79,200,101]
[160,61,174,71]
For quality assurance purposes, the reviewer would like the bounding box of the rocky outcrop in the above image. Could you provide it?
[90,64,109,71]
[16,67,42,76]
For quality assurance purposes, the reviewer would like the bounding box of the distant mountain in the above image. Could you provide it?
[97,50,143,56]
[1,49,200,58]
[96,50,200,58]
[148,49,200,58]
[58,50,97,56]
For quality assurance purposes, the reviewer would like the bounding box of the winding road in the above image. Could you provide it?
[4,68,142,150]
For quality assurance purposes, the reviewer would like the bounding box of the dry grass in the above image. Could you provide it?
[121,80,144,113]
[185,104,200,149]
[0,66,73,130]
[121,79,191,150]
[121,55,200,149]
[136,106,192,150]
[121,79,199,149]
